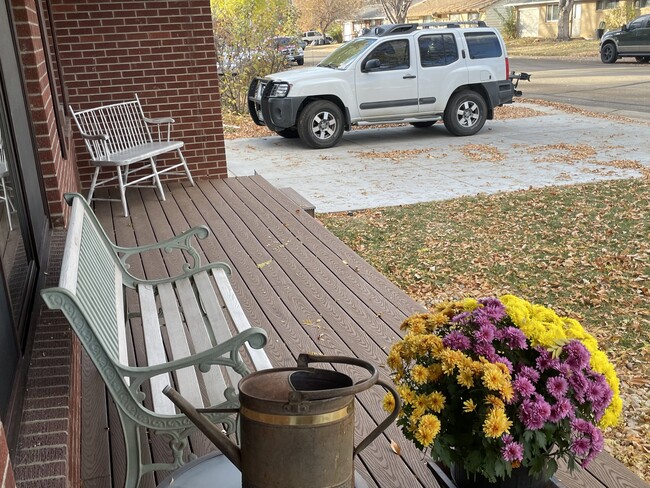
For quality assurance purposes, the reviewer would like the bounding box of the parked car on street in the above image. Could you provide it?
[249,22,528,149]
[302,31,325,45]
[600,14,650,63]
[273,36,304,66]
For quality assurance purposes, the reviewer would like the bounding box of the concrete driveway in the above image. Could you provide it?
[225,102,650,214]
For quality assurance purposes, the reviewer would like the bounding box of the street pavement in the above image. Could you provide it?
[225,101,650,214]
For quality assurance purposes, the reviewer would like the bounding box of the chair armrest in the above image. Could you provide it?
[79,131,109,142]
[118,327,268,400]
[144,116,175,124]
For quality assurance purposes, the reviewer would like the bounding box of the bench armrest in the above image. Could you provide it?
[144,116,175,141]
[78,131,110,142]
[144,116,175,124]
[118,327,268,402]
[112,226,212,283]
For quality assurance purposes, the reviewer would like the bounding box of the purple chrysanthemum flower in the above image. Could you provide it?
[569,371,588,403]
[546,376,569,399]
[495,355,514,373]
[517,365,540,383]
[563,340,591,370]
[501,434,514,444]
[571,437,591,457]
[474,323,497,343]
[501,441,524,462]
[443,331,472,351]
[496,326,528,350]
[451,311,471,324]
[513,375,536,399]
[535,347,558,372]
[519,397,552,430]
[478,297,507,321]
[549,398,572,422]
[473,341,496,360]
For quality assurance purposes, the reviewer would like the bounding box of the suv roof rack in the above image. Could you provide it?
[363,20,488,37]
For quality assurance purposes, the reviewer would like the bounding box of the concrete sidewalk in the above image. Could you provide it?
[225,102,649,214]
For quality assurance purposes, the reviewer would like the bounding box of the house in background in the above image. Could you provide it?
[342,4,387,41]
[407,0,511,30]
[507,0,650,39]
[0,0,227,486]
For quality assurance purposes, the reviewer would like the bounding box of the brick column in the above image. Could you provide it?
[0,423,16,488]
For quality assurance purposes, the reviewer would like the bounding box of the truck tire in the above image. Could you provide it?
[443,91,487,136]
[600,43,617,63]
[297,100,344,149]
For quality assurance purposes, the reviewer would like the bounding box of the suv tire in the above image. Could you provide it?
[601,43,617,63]
[297,100,344,149]
[443,91,487,136]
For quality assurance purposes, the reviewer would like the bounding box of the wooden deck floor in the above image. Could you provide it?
[80,176,648,488]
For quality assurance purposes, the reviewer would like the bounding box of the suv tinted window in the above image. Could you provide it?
[366,39,410,70]
[419,34,458,67]
[464,32,502,59]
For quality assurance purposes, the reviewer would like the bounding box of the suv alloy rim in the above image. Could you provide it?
[311,111,337,140]
[456,100,480,127]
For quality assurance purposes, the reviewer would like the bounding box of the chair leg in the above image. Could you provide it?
[178,149,194,186]
[119,413,143,488]
[149,157,166,201]
[88,167,101,205]
[116,167,130,217]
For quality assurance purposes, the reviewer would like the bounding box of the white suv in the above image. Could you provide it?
[249,22,528,149]
[302,31,325,45]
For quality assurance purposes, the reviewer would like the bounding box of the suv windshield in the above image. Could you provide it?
[318,38,377,69]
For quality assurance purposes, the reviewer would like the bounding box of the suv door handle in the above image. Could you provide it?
[403,74,416,79]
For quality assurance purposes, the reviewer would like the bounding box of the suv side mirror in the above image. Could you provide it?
[621,23,628,31]
[362,59,381,72]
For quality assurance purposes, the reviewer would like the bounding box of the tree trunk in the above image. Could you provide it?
[556,0,574,40]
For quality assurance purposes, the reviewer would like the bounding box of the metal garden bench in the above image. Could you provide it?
[70,95,195,217]
[40,193,272,488]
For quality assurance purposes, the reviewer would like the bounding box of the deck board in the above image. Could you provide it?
[80,177,648,488]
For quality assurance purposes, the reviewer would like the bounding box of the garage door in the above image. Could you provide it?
[517,7,539,37]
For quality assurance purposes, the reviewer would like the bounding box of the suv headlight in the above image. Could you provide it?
[269,82,290,98]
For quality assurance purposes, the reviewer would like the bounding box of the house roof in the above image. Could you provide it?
[356,3,387,20]
[408,0,498,17]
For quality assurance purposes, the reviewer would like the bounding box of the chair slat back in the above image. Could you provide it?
[70,96,153,161]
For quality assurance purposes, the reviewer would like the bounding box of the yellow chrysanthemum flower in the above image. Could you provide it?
[410,364,429,384]
[415,414,441,446]
[483,407,512,438]
[482,363,509,391]
[457,367,475,388]
[427,391,446,413]
[485,395,505,409]
[463,399,477,412]
[397,385,416,405]
[428,363,443,382]
[382,392,396,413]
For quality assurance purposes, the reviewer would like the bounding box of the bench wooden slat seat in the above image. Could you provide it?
[70,94,195,217]
[41,193,272,488]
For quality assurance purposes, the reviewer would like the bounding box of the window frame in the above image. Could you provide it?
[546,4,559,22]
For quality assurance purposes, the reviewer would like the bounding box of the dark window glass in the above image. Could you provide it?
[464,32,503,59]
[365,39,410,70]
[419,34,459,67]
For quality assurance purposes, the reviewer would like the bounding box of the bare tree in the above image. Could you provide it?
[556,0,574,40]
[380,0,413,24]
[296,0,361,35]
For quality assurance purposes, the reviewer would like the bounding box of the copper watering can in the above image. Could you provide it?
[163,353,400,488]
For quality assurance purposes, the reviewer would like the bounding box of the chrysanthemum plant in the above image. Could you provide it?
[384,295,622,483]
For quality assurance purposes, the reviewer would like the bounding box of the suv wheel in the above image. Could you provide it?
[297,100,344,149]
[443,91,487,136]
[600,43,617,63]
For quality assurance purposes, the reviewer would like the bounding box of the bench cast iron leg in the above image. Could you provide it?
[149,157,166,202]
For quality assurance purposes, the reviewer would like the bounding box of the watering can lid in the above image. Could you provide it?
[239,367,353,403]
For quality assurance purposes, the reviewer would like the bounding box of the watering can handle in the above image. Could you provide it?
[294,354,379,400]
[354,379,401,456]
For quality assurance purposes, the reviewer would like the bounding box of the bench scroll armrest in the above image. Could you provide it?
[113,226,212,285]
[119,326,269,402]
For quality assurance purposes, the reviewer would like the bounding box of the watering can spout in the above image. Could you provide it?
[163,385,242,471]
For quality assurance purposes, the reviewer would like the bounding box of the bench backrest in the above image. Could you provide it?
[46,196,129,367]
[70,95,153,162]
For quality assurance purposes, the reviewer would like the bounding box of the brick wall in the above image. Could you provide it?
[1,423,16,488]
[11,0,80,227]
[54,0,227,189]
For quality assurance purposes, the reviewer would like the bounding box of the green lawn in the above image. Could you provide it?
[505,38,600,57]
